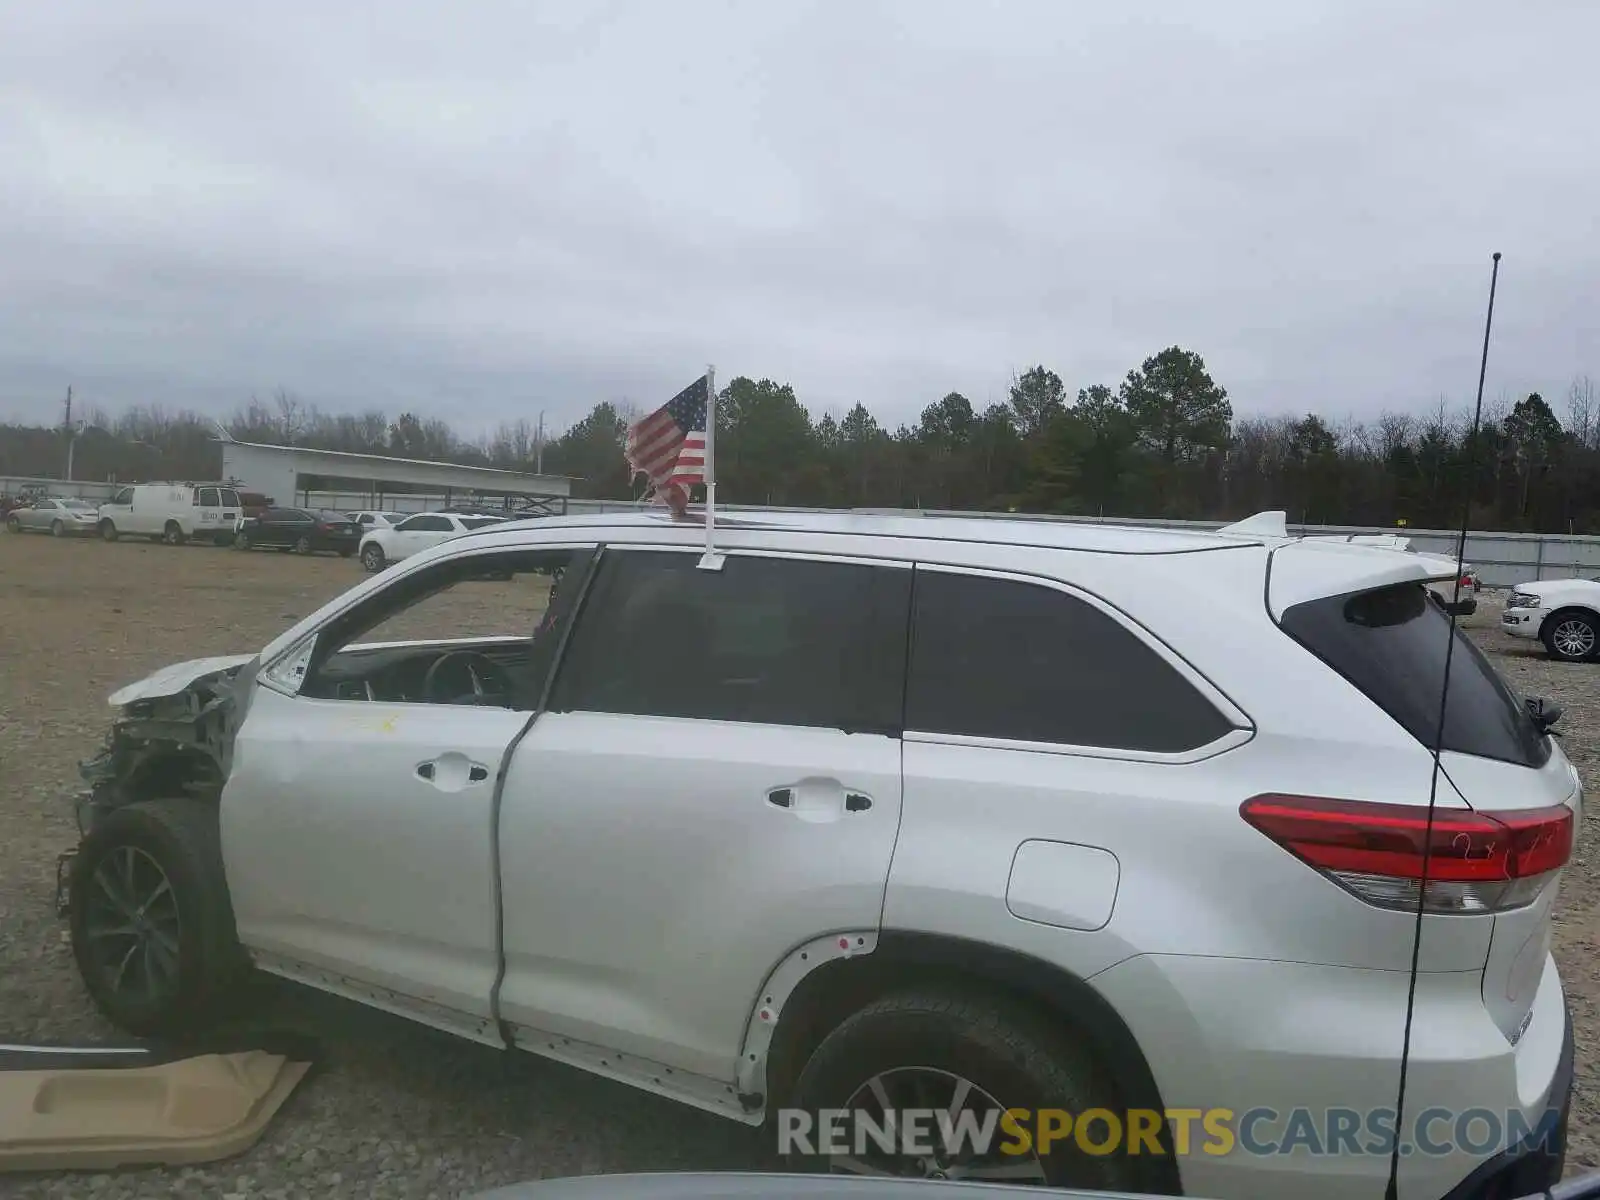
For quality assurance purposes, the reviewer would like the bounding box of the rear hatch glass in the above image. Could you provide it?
[1279,581,1549,769]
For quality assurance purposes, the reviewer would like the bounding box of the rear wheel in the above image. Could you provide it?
[99,520,119,542]
[233,531,251,551]
[361,543,386,572]
[50,519,65,537]
[294,535,313,555]
[1543,609,1600,662]
[67,798,249,1037]
[786,988,1159,1191]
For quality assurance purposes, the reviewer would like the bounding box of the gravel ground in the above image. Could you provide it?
[0,531,1597,1197]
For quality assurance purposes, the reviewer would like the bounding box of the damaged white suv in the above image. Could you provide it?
[58,509,1578,1200]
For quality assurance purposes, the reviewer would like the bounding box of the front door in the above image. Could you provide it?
[220,544,586,1028]
[496,546,911,1083]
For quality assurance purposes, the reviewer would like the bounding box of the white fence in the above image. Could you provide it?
[4,473,1595,587]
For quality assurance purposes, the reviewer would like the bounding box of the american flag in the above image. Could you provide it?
[625,374,708,517]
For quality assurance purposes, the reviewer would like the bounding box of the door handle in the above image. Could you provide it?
[416,753,491,791]
[766,780,875,823]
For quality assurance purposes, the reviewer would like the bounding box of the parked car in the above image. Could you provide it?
[1308,533,1481,615]
[96,483,242,546]
[345,510,409,533]
[238,492,274,521]
[357,510,508,571]
[54,510,1577,1200]
[233,507,361,556]
[4,496,101,536]
[1501,577,1600,661]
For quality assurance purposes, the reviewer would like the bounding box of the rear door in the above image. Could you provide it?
[393,514,452,557]
[495,546,911,1082]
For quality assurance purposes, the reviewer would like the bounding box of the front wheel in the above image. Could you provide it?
[5,515,21,534]
[1544,610,1600,662]
[67,798,249,1037]
[233,531,251,550]
[100,520,119,542]
[785,989,1160,1191]
[50,519,65,537]
[162,522,186,546]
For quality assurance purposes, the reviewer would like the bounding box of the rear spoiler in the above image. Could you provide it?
[1265,539,1457,620]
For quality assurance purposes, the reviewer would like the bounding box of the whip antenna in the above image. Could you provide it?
[1383,251,1502,1200]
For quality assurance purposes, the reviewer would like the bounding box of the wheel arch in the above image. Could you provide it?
[1539,605,1600,644]
[751,930,1178,1187]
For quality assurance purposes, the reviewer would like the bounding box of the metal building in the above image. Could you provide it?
[214,429,573,515]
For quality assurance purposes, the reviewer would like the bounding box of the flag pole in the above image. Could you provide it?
[698,363,723,570]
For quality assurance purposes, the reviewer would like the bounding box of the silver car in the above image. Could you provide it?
[4,497,101,536]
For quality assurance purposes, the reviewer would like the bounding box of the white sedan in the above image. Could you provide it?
[1502,577,1600,661]
[358,511,509,571]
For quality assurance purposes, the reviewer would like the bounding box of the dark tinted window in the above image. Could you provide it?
[197,487,220,506]
[219,489,239,507]
[462,517,504,530]
[399,515,451,532]
[552,551,909,732]
[905,570,1235,752]
[1280,582,1550,768]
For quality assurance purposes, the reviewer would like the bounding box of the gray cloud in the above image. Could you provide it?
[1,0,1596,436]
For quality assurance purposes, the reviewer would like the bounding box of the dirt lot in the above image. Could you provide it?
[1,530,1598,1197]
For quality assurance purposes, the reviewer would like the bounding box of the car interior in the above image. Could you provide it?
[297,551,574,708]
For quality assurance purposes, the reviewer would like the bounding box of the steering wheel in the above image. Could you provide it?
[421,650,513,705]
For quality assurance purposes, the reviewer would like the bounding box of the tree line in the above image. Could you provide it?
[3,347,1598,533]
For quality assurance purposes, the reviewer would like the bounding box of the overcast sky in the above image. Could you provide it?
[1,0,1595,436]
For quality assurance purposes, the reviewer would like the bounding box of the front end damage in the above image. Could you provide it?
[56,655,261,917]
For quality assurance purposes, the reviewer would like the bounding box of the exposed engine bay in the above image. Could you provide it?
[58,656,261,913]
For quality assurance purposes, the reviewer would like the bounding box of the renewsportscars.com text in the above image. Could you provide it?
[777,1106,1565,1159]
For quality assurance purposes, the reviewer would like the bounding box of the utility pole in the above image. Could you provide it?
[535,410,545,474]
[64,386,75,480]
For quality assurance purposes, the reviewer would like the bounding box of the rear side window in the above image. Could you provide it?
[906,570,1236,753]
[400,515,451,532]
[1279,582,1550,768]
[197,487,220,506]
[552,550,910,732]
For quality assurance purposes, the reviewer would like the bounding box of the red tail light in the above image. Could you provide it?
[1240,794,1572,914]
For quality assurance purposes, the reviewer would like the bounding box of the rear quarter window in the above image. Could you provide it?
[1279,582,1549,768]
[905,569,1238,753]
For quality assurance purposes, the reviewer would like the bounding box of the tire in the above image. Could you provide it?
[361,544,386,572]
[5,515,20,534]
[338,547,354,558]
[294,535,313,555]
[233,531,251,550]
[1543,609,1600,662]
[100,520,119,542]
[67,798,249,1037]
[163,522,186,546]
[50,519,65,537]
[785,988,1158,1191]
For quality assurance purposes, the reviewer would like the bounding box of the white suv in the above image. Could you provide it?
[357,510,507,571]
[57,510,1578,1200]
